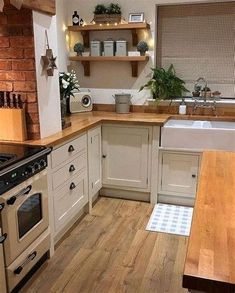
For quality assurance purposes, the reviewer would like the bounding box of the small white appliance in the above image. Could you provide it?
[69,90,93,113]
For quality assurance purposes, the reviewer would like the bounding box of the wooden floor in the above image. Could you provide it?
[20,198,188,293]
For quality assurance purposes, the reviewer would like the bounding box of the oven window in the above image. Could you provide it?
[17,193,42,239]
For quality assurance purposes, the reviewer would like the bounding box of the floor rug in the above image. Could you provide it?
[146,203,193,236]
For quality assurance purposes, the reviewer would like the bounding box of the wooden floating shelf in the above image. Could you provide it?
[69,56,149,77]
[68,23,150,47]
[68,23,150,31]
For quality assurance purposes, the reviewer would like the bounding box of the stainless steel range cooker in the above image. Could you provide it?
[0,143,51,293]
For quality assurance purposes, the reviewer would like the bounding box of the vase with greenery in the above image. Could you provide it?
[59,71,79,126]
[140,64,189,103]
[74,43,84,56]
[137,41,149,56]
[94,3,121,23]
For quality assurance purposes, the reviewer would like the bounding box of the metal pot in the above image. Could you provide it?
[113,93,132,113]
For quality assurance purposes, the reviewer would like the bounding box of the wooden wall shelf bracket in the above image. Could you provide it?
[81,61,90,76]
[131,29,138,46]
[81,31,90,48]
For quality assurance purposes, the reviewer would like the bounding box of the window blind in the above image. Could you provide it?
[157,2,235,98]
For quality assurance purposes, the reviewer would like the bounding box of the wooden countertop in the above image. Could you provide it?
[19,112,171,147]
[183,151,235,293]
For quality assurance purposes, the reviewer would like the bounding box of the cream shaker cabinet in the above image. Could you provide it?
[88,126,102,200]
[102,125,151,190]
[159,151,200,198]
[49,133,88,242]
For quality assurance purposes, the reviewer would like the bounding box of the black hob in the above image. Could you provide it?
[0,143,51,195]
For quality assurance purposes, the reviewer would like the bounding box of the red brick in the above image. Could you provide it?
[0,15,7,25]
[6,13,32,25]
[24,48,35,58]
[0,81,12,91]
[23,26,33,36]
[14,81,36,92]
[26,113,40,124]
[12,59,35,70]
[0,48,24,59]
[28,130,40,140]
[6,25,23,36]
[10,36,34,48]
[0,71,25,81]
[24,71,36,81]
[0,59,11,70]
[0,37,9,47]
[26,93,37,103]
[27,102,39,113]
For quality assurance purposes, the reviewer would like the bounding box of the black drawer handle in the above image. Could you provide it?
[70,182,76,190]
[0,203,5,212]
[14,251,37,275]
[68,145,75,153]
[69,165,76,172]
[0,233,7,244]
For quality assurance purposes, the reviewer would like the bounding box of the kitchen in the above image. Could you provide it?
[0,0,235,293]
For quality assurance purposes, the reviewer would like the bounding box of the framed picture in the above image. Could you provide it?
[129,13,144,23]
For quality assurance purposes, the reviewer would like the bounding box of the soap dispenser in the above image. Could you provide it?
[179,98,187,115]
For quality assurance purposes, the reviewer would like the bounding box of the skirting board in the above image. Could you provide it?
[100,188,150,202]
[158,194,195,207]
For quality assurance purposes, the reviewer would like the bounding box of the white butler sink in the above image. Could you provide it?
[161,119,235,151]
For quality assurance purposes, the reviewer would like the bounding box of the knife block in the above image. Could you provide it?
[0,108,27,142]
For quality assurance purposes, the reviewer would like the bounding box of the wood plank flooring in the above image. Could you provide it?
[20,198,188,293]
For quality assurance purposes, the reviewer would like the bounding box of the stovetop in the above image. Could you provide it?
[0,143,47,172]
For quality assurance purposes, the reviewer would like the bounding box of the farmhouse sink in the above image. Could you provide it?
[161,119,235,151]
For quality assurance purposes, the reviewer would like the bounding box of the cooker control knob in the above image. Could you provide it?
[34,163,40,171]
[40,159,47,168]
[26,165,35,175]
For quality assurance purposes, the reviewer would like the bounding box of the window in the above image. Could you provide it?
[157,2,235,98]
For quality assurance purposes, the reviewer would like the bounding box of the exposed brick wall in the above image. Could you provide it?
[0,3,40,140]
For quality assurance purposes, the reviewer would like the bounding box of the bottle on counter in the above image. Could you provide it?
[72,11,80,26]
[179,98,187,115]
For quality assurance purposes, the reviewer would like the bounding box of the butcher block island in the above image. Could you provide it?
[183,151,235,293]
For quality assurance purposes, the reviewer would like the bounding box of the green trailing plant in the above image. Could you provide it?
[74,42,84,56]
[94,4,106,14]
[137,41,149,55]
[94,3,121,15]
[140,64,189,102]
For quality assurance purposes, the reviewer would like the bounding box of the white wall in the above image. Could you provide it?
[57,0,233,105]
[33,11,62,138]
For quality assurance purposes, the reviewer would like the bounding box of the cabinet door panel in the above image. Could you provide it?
[102,126,149,189]
[88,126,102,197]
[161,152,199,197]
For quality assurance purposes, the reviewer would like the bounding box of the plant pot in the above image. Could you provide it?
[94,13,121,24]
[60,95,68,128]
[139,51,146,56]
[76,52,83,56]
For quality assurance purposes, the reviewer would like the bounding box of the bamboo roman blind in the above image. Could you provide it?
[157,2,235,97]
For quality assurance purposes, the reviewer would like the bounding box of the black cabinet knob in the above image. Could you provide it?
[70,182,76,190]
[7,196,16,206]
[192,174,196,178]
[69,165,76,172]
[102,155,106,159]
[68,145,75,153]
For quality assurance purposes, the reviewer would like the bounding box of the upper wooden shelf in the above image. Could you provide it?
[68,23,151,47]
[69,55,149,77]
[68,22,150,32]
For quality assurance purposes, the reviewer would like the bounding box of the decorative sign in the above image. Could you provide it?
[41,30,57,76]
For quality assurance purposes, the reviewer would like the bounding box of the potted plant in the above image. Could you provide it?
[137,41,149,56]
[140,64,189,103]
[94,3,121,24]
[59,71,80,127]
[74,43,84,56]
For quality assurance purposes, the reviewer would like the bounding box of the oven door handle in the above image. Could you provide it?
[14,251,37,275]
[7,185,32,206]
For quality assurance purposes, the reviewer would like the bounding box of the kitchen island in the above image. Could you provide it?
[183,151,235,293]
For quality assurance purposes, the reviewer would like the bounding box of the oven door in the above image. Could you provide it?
[0,170,49,266]
[0,226,7,293]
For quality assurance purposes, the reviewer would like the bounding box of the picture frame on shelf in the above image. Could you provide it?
[128,13,144,23]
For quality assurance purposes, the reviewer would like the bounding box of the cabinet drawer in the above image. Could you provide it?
[51,134,87,169]
[52,152,87,190]
[6,231,50,292]
[54,172,88,233]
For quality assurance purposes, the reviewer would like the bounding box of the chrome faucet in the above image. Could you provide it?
[192,77,217,116]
